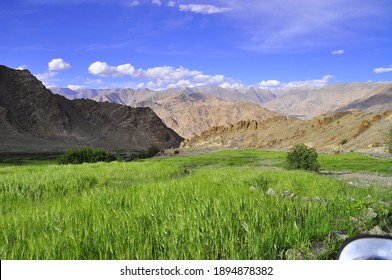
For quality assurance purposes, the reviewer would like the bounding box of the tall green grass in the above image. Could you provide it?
[1,150,391,259]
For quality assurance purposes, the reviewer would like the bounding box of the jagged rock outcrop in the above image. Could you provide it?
[0,65,183,153]
[181,111,392,154]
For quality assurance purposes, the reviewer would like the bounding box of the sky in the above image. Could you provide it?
[1,0,392,90]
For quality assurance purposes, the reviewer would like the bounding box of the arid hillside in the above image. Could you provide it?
[181,111,392,154]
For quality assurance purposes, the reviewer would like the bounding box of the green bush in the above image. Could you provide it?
[58,147,115,164]
[286,144,320,172]
[147,144,161,157]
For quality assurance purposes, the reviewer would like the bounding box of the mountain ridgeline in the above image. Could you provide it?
[0,65,183,153]
[52,87,280,139]
[52,81,392,141]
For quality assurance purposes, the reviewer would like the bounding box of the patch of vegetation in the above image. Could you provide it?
[286,144,320,172]
[318,153,392,174]
[130,145,162,160]
[147,144,161,157]
[340,139,348,145]
[57,147,115,164]
[2,149,391,260]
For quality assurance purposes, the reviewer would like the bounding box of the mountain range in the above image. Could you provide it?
[1,64,391,155]
[0,65,183,153]
[52,82,392,140]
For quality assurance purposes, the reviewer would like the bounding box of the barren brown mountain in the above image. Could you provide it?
[143,94,280,138]
[181,110,392,154]
[0,65,183,153]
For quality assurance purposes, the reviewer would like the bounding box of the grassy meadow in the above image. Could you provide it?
[1,150,391,259]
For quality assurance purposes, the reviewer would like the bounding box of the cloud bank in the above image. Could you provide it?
[258,75,334,89]
[259,80,281,88]
[88,61,238,89]
[374,65,392,74]
[179,4,231,14]
[88,61,337,90]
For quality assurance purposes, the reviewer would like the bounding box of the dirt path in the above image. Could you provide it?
[321,171,392,187]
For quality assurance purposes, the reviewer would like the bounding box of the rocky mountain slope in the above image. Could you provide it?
[181,110,392,154]
[0,65,183,153]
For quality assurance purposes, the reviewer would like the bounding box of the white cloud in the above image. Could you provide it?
[257,77,333,89]
[16,65,28,70]
[167,0,175,7]
[374,65,392,74]
[331,49,344,55]
[282,75,334,88]
[138,65,194,80]
[67,85,85,91]
[129,0,140,6]
[168,79,193,88]
[48,58,71,71]
[147,81,156,88]
[259,80,281,88]
[35,71,58,88]
[220,82,245,88]
[129,0,165,7]
[151,0,161,6]
[179,4,231,14]
[116,64,135,76]
[88,61,135,77]
[88,61,236,89]
[88,61,113,76]
[88,61,117,76]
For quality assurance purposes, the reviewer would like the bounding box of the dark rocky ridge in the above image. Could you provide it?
[0,65,183,153]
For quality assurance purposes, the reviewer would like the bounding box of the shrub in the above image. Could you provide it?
[58,147,115,164]
[147,144,161,157]
[340,139,348,145]
[286,143,320,172]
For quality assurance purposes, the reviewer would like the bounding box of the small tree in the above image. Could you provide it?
[287,144,320,172]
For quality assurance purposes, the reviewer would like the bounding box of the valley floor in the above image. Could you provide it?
[1,149,391,260]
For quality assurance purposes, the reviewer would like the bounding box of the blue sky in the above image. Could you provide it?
[1,0,392,90]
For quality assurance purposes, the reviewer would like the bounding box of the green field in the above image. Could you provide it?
[1,150,391,259]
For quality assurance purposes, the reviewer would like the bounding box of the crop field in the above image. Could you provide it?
[1,150,391,259]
